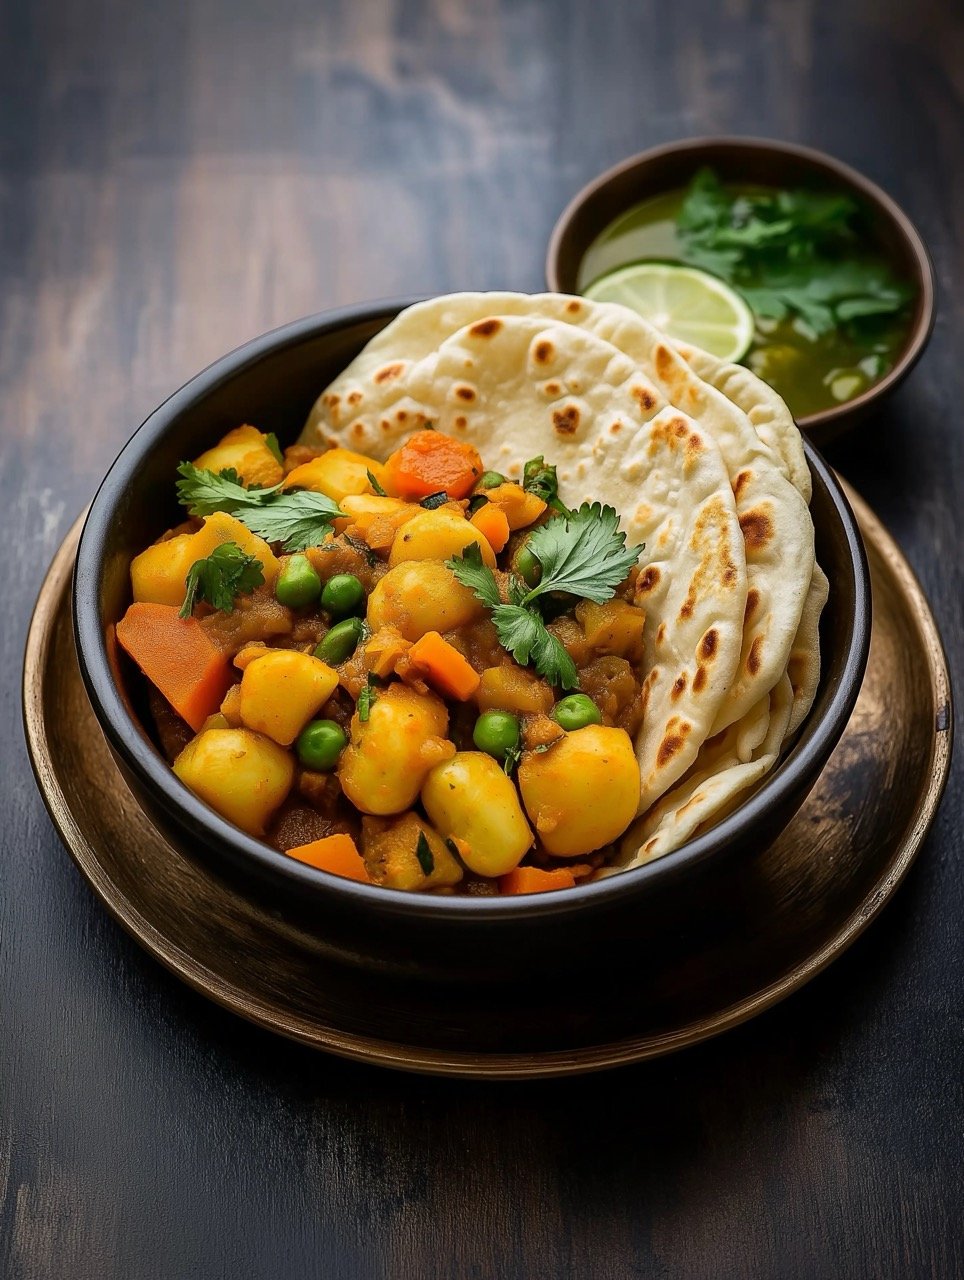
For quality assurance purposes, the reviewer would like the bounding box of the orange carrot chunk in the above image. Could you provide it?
[407,631,481,701]
[115,602,232,732]
[499,866,577,895]
[469,502,511,553]
[286,833,371,882]
[383,431,484,500]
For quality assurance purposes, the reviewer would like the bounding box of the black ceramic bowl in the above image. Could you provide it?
[73,300,871,985]
[547,136,935,446]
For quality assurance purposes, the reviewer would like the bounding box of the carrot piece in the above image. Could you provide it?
[383,430,484,500]
[470,502,510,553]
[407,631,481,701]
[499,866,577,895]
[286,833,371,882]
[115,602,232,732]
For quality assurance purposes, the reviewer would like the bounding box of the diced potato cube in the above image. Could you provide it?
[173,727,294,835]
[338,683,454,815]
[517,725,640,857]
[482,483,547,530]
[360,812,463,891]
[576,599,646,664]
[421,752,533,877]
[367,561,484,641]
[239,650,339,745]
[475,664,555,715]
[193,425,284,488]
[284,448,388,503]
[388,508,497,568]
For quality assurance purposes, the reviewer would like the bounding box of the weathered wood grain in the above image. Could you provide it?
[2,0,962,1276]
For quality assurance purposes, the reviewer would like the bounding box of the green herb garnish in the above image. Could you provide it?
[502,740,523,776]
[420,491,450,510]
[522,455,568,514]
[176,463,341,552]
[357,674,378,722]
[447,505,641,689]
[367,469,387,496]
[523,503,641,603]
[236,491,345,552]
[676,169,912,337]
[415,832,435,876]
[265,432,284,466]
[179,541,264,618]
[467,493,490,516]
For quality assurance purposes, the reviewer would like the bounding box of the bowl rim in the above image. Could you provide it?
[545,134,936,432]
[73,298,871,923]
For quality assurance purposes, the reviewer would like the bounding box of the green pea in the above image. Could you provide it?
[275,554,321,608]
[479,470,506,490]
[515,544,541,587]
[552,693,602,732]
[295,719,347,771]
[472,710,521,760]
[321,573,365,617]
[314,617,364,665]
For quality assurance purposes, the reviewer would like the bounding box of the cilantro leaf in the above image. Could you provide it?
[415,831,435,876]
[490,605,580,690]
[522,456,559,505]
[446,543,501,609]
[176,462,275,517]
[179,541,264,618]
[367,469,387,497]
[522,503,642,605]
[676,168,912,337]
[420,491,450,510]
[176,462,341,551]
[502,740,523,776]
[265,432,284,465]
[237,490,343,551]
[358,675,378,722]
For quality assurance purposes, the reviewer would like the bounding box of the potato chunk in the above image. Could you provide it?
[173,727,294,835]
[284,448,388,503]
[421,752,533,877]
[360,813,463,891]
[388,508,497,568]
[367,561,484,642]
[480,483,547,530]
[193,424,284,488]
[475,664,555,715]
[576,599,646,665]
[239,650,339,745]
[517,725,640,857]
[131,511,280,607]
[339,494,421,551]
[338,683,454,815]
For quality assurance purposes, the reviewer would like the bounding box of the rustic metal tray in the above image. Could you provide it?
[23,486,951,1078]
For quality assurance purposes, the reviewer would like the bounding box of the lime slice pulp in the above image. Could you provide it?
[583,262,755,362]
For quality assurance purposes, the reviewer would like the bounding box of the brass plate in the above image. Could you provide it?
[23,487,952,1079]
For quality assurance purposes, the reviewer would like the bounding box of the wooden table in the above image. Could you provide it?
[4,1,962,1275]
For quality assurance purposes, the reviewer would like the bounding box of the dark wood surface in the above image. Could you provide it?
[3,0,962,1275]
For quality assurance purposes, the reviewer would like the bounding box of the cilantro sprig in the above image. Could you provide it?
[179,542,264,618]
[676,169,912,337]
[447,502,642,689]
[176,462,342,551]
[522,455,569,515]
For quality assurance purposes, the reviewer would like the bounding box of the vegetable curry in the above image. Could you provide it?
[117,423,650,896]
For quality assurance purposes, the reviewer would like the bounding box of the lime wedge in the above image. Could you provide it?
[583,262,755,362]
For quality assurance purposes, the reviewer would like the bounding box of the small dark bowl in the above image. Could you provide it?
[73,300,871,986]
[547,136,935,447]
